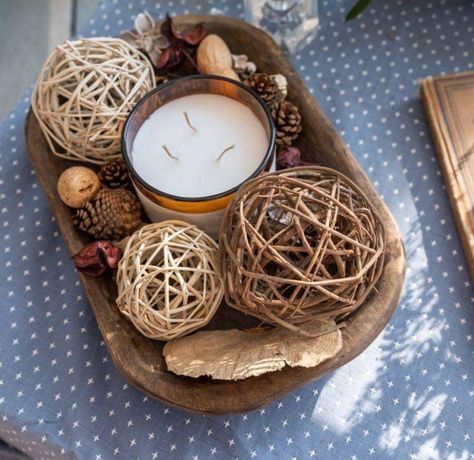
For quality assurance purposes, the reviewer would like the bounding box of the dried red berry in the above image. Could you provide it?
[73,241,121,277]
[276,146,309,169]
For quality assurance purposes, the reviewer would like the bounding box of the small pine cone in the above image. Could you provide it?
[245,73,280,111]
[74,188,142,240]
[273,100,303,147]
[98,159,131,189]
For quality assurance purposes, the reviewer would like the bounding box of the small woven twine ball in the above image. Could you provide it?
[31,38,155,165]
[220,166,385,336]
[116,221,224,341]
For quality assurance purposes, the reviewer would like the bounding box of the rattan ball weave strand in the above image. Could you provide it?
[117,221,224,341]
[220,167,385,336]
[32,38,155,165]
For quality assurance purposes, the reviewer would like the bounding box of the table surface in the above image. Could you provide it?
[1,0,473,459]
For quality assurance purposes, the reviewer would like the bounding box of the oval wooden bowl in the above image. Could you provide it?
[25,15,406,414]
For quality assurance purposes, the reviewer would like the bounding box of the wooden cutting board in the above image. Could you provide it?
[421,72,474,280]
[25,14,406,414]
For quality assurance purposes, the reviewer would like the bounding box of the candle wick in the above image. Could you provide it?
[216,144,236,163]
[183,111,197,132]
[162,144,178,161]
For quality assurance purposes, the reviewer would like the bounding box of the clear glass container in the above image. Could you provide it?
[243,0,319,54]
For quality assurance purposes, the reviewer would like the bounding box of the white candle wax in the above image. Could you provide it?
[131,94,269,198]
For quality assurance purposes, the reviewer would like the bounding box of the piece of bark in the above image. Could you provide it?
[163,321,343,380]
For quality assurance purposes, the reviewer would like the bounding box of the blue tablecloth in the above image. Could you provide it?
[1,0,473,458]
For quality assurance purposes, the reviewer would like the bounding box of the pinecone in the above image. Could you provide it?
[98,159,131,189]
[273,100,303,147]
[245,73,280,111]
[74,188,142,240]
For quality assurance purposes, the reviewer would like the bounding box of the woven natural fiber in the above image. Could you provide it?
[32,38,155,165]
[117,221,224,341]
[220,166,385,336]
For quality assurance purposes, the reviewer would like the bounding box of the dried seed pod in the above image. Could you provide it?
[276,146,309,169]
[73,241,122,277]
[57,166,101,208]
[197,34,239,80]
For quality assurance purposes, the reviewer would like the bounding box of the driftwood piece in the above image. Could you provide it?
[164,322,343,380]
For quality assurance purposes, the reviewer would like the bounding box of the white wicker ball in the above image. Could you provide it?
[32,37,155,164]
[116,221,224,341]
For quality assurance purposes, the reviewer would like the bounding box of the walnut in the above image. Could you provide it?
[57,166,101,208]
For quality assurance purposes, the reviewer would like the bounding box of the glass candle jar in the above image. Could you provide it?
[122,75,276,238]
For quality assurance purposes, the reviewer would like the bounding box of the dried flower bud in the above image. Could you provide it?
[134,11,155,36]
[232,54,257,79]
[73,241,122,277]
[121,11,169,65]
[276,146,309,169]
[271,74,288,100]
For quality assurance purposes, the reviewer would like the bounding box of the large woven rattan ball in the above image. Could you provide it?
[116,221,224,341]
[220,166,385,335]
[31,38,155,165]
